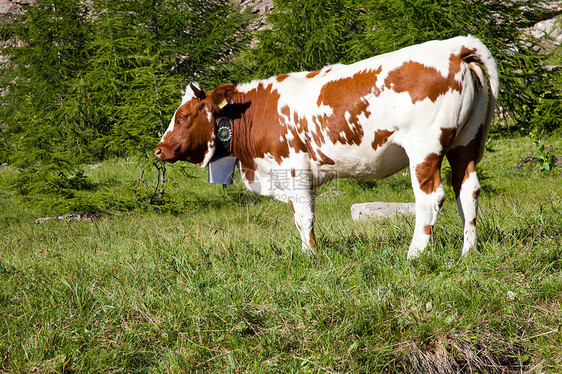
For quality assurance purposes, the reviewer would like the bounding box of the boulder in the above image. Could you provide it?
[351,202,415,222]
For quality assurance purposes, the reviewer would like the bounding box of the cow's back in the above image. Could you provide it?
[252,36,495,183]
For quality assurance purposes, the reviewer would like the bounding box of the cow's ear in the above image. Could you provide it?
[209,84,236,112]
[182,82,206,103]
[190,82,206,100]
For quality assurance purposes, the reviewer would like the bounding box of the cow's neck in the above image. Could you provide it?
[229,85,282,185]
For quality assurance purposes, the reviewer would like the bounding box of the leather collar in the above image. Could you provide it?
[215,103,234,155]
[216,116,233,153]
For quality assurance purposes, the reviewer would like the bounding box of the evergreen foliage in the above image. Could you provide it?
[241,0,363,74]
[0,0,91,170]
[0,0,251,212]
[0,0,251,167]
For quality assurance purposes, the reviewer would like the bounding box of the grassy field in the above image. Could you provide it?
[1,135,561,373]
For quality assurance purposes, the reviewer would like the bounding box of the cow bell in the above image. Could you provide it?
[208,156,237,186]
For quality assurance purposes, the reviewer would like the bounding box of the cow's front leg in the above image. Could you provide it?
[289,192,317,254]
[407,155,446,259]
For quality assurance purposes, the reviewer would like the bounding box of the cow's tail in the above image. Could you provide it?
[461,35,499,164]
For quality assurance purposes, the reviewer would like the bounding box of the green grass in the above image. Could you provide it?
[0,135,561,372]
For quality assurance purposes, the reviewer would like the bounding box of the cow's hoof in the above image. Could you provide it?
[407,247,422,260]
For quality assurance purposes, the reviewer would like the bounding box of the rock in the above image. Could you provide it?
[0,0,31,15]
[351,202,415,222]
[511,156,538,170]
[319,188,344,197]
[234,0,273,14]
[35,213,102,224]
[529,14,562,53]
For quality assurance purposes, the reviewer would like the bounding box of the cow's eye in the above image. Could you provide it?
[179,114,189,121]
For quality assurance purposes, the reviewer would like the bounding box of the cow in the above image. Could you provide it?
[155,35,499,259]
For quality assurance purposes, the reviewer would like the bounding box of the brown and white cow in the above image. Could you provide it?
[155,36,499,259]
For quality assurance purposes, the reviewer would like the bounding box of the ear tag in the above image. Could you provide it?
[218,99,228,109]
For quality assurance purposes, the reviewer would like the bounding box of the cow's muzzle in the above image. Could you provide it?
[155,146,163,159]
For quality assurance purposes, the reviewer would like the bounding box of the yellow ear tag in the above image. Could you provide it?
[218,99,228,109]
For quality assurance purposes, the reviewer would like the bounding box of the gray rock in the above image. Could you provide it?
[351,202,415,222]
[531,15,562,52]
[35,213,102,224]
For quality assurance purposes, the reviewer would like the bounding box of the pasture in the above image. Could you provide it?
[1,135,561,372]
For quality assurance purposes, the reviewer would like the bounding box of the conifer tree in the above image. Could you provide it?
[242,0,364,77]
[0,0,92,169]
[0,0,252,166]
[81,0,252,156]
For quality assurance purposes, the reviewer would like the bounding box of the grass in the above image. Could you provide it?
[0,135,561,373]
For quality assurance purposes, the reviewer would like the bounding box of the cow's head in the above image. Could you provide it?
[155,82,235,166]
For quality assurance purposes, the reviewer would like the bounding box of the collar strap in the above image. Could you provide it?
[216,117,233,153]
[215,102,235,154]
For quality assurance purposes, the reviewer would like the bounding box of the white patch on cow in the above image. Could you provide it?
[457,170,480,256]
[236,79,262,93]
[198,134,216,168]
[161,110,178,142]
[285,130,295,142]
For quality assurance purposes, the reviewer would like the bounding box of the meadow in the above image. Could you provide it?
[0,135,561,373]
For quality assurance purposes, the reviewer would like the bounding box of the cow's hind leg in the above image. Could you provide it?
[407,153,446,259]
[446,137,482,256]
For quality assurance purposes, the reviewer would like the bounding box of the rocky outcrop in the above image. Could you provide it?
[233,0,273,14]
[529,15,562,53]
[0,0,32,16]
[233,0,273,32]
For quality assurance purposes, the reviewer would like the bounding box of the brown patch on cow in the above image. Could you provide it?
[289,201,295,213]
[309,230,317,249]
[310,123,326,146]
[281,106,334,166]
[239,164,256,185]
[385,56,464,103]
[457,47,478,64]
[446,128,483,198]
[469,218,476,226]
[438,195,445,209]
[290,168,296,178]
[473,186,481,200]
[415,153,443,194]
[276,74,289,82]
[231,83,290,184]
[286,126,335,166]
[315,149,335,165]
[384,47,481,105]
[424,225,433,235]
[440,127,457,151]
[325,68,332,73]
[306,70,320,78]
[372,129,394,150]
[280,105,291,120]
[316,67,382,146]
